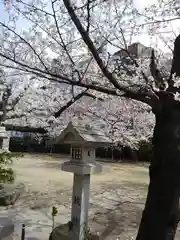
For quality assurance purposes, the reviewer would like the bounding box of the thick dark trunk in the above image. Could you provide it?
[166,197,180,240]
[136,101,180,240]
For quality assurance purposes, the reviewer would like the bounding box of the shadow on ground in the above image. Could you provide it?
[89,201,143,239]
[87,181,148,239]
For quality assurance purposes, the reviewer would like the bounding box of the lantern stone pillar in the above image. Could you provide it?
[0,82,10,152]
[0,126,9,151]
[71,173,90,239]
[61,146,102,240]
[49,121,111,240]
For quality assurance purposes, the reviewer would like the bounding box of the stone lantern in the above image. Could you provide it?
[0,82,6,101]
[54,121,111,240]
[0,82,9,151]
[0,126,9,151]
[0,82,6,119]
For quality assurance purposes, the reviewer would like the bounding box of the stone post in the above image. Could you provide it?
[0,217,14,240]
[2,137,10,151]
[0,126,9,151]
[71,173,90,240]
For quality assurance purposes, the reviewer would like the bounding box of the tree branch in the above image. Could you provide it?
[0,22,49,72]
[7,85,30,112]
[54,90,87,118]
[0,61,118,96]
[0,53,155,107]
[51,0,75,66]
[63,0,121,89]
[0,52,72,83]
[6,113,26,120]
[54,89,103,118]
[86,0,91,33]
[62,0,155,104]
[15,0,54,17]
[13,4,64,49]
[150,49,166,90]
[84,92,103,100]
[105,33,150,85]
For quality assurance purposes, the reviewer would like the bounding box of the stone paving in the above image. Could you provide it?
[0,186,152,240]
[0,186,146,240]
[1,155,179,240]
[1,189,179,240]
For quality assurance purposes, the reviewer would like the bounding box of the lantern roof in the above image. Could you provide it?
[56,121,112,146]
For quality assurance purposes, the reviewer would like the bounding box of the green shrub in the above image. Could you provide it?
[0,151,15,186]
[10,152,24,158]
[51,206,58,230]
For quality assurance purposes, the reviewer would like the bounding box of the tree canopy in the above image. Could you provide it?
[1,0,176,143]
[2,1,180,239]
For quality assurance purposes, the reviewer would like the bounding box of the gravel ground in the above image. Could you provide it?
[0,154,179,240]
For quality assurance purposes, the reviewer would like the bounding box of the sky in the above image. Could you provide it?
[132,0,180,53]
[134,0,157,9]
[0,0,179,54]
[0,1,8,21]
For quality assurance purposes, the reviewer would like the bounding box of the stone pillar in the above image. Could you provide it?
[2,137,10,151]
[71,174,90,240]
[0,217,14,240]
[49,161,102,240]
[0,127,9,151]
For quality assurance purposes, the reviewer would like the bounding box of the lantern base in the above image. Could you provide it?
[49,223,99,240]
[61,161,102,175]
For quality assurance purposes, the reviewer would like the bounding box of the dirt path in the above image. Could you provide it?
[1,154,179,240]
[12,154,149,208]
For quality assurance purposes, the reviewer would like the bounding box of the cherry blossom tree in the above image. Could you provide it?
[0,68,48,133]
[1,0,180,239]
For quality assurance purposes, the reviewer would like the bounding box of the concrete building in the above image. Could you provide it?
[113,42,154,59]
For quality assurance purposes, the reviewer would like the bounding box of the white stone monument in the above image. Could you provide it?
[55,121,111,240]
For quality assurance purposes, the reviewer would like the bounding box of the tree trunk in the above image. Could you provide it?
[136,100,180,240]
